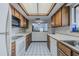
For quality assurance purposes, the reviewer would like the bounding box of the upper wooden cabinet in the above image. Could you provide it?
[11,5,28,28]
[20,15,26,28]
[55,9,62,27]
[51,5,70,27]
[51,9,62,27]
[11,6,15,16]
[51,15,55,27]
[62,6,69,26]
[15,10,20,19]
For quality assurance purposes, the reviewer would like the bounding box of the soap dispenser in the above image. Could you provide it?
[72,23,77,32]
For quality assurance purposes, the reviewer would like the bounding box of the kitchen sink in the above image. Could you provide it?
[63,40,79,49]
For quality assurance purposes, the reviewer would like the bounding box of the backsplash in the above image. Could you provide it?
[55,26,79,37]
[55,26,70,33]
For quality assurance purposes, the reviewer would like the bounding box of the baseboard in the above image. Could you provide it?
[32,41,47,42]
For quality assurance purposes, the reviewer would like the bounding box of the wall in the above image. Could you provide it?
[25,20,32,32]
[32,21,50,41]
[32,32,48,41]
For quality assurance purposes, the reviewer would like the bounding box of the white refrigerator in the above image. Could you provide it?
[0,3,11,56]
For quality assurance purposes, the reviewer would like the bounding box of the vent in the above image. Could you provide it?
[35,18,40,20]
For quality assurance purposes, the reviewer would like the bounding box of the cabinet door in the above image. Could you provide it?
[20,15,24,27]
[11,41,16,56]
[23,18,27,27]
[51,15,56,27]
[57,42,71,56]
[15,10,20,19]
[62,6,69,26]
[55,9,62,27]
[11,6,15,16]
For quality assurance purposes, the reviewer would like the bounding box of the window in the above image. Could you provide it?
[32,23,48,32]
[76,5,79,26]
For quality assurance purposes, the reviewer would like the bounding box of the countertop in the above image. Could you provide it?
[48,33,79,53]
[48,33,79,41]
[12,27,32,42]
[12,32,31,42]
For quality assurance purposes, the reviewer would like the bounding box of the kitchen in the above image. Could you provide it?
[0,3,79,56]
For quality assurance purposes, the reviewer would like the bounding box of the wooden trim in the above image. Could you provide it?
[61,8,62,26]
[47,3,56,16]
[18,3,29,16]
[74,4,79,8]
[68,6,70,26]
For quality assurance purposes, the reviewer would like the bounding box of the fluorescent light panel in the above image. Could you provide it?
[21,3,54,16]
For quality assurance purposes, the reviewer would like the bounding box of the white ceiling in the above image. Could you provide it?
[10,3,64,22]
[21,3,54,16]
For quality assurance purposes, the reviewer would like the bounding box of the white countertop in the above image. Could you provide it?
[48,33,79,41]
[48,33,79,52]
[12,32,31,42]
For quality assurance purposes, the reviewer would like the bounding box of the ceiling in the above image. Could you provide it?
[20,3,55,16]
[11,3,64,22]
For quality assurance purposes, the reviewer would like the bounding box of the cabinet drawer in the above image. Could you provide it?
[58,49,66,56]
[58,42,71,56]
[72,51,79,56]
[11,42,16,56]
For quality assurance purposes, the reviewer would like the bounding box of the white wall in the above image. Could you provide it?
[26,20,32,32]
[32,32,47,41]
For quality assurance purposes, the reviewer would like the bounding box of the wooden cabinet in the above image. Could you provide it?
[11,6,28,28]
[20,15,24,28]
[11,41,16,56]
[51,15,55,27]
[25,33,32,50]
[62,6,69,26]
[55,9,62,27]
[57,42,71,56]
[15,10,20,19]
[57,41,79,56]
[20,15,28,28]
[51,5,70,27]
[11,6,15,16]
[51,9,62,27]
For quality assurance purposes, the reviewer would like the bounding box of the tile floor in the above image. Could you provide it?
[25,42,52,56]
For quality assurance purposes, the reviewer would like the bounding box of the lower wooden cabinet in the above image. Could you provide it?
[11,41,16,56]
[25,33,32,50]
[57,41,79,56]
[57,42,71,56]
